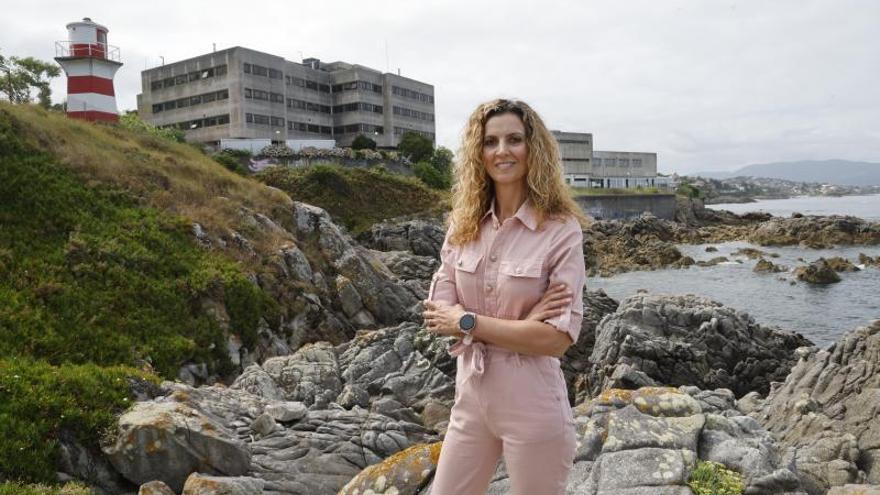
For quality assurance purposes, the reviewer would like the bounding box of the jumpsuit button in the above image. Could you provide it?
[490,254,497,262]
[515,267,522,274]
[457,260,462,266]
[486,285,493,293]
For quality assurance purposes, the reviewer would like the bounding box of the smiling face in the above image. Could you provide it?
[482,112,529,189]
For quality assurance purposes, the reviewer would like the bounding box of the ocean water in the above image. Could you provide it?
[707,194,880,221]
[589,241,880,349]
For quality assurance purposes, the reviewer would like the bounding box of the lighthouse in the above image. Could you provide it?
[54,17,122,122]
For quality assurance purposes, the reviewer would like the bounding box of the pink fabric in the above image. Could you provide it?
[429,347,577,495]
[428,199,586,343]
[426,200,585,494]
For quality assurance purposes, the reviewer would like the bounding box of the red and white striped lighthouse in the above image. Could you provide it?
[54,17,122,122]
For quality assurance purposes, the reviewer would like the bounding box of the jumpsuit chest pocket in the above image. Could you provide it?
[454,250,483,305]
[497,258,546,304]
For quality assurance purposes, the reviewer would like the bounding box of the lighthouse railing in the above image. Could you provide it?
[55,41,121,62]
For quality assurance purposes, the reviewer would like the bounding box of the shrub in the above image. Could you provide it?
[413,161,450,189]
[687,461,745,495]
[0,357,158,483]
[118,112,185,143]
[0,125,271,379]
[213,152,248,175]
[351,134,377,150]
[256,164,446,233]
[398,132,434,163]
[259,144,295,158]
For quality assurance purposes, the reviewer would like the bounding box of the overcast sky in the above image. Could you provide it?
[3,0,878,174]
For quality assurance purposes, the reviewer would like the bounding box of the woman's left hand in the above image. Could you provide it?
[422,300,466,337]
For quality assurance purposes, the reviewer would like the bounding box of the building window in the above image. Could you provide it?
[246,113,270,125]
[268,68,283,80]
[243,63,251,74]
[393,105,434,122]
[633,159,642,167]
[392,85,434,104]
[620,158,630,167]
[271,116,285,127]
[150,63,228,92]
[393,127,435,140]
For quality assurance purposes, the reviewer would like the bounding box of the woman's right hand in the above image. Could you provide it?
[525,283,573,322]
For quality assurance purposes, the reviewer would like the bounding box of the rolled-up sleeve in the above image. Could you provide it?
[427,227,459,306]
[543,221,586,343]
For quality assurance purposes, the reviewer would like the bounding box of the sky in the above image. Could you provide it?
[2,0,879,174]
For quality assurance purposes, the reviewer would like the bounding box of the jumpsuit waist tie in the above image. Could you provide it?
[449,339,485,386]
[449,339,525,386]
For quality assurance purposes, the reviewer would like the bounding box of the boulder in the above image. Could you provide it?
[338,442,442,495]
[749,215,880,247]
[291,201,422,327]
[356,217,447,258]
[561,289,620,403]
[824,256,860,272]
[794,259,842,284]
[139,480,175,495]
[585,294,812,398]
[102,399,251,492]
[749,320,880,494]
[754,258,788,273]
[182,473,265,495]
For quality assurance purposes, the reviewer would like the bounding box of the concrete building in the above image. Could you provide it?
[591,151,663,188]
[137,46,435,148]
[551,131,593,185]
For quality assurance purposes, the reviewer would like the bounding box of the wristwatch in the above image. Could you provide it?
[458,312,477,344]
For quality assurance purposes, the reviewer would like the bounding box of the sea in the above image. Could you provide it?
[589,194,880,349]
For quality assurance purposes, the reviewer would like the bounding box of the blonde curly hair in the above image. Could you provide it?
[448,98,589,245]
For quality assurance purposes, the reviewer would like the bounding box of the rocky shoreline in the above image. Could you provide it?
[51,199,880,495]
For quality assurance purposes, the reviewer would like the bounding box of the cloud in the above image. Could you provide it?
[3,0,878,173]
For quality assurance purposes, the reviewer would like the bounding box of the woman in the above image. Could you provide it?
[422,98,588,495]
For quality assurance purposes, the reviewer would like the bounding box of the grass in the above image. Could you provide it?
[0,482,94,495]
[687,461,745,495]
[570,186,667,196]
[0,103,294,262]
[257,164,448,233]
[0,104,278,484]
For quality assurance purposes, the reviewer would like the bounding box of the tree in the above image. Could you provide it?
[430,146,454,172]
[398,132,434,163]
[351,134,377,150]
[0,50,61,108]
[413,161,449,189]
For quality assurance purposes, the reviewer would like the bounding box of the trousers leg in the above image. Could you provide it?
[485,354,577,495]
[502,429,576,495]
[429,375,502,495]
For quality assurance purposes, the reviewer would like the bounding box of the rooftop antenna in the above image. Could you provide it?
[385,39,389,73]
[212,42,216,52]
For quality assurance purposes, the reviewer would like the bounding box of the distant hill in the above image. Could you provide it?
[693,160,880,186]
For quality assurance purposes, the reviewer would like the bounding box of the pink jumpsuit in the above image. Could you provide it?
[427,200,586,495]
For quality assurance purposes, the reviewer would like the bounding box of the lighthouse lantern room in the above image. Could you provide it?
[54,17,122,122]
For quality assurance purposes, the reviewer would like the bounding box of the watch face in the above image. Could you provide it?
[460,313,476,331]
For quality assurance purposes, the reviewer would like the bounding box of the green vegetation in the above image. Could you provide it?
[397,132,434,163]
[413,161,450,189]
[351,134,377,150]
[257,164,447,233]
[0,103,280,485]
[570,186,664,196]
[0,359,157,483]
[687,461,745,495]
[0,482,93,495]
[0,50,60,108]
[119,111,185,143]
[676,182,704,199]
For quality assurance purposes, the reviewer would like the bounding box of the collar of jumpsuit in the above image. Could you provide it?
[435,198,585,386]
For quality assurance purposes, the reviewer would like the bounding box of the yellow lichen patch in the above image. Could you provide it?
[594,388,634,406]
[632,386,680,398]
[428,441,443,465]
[339,442,443,495]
